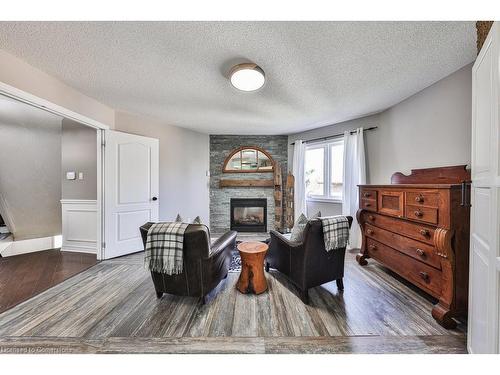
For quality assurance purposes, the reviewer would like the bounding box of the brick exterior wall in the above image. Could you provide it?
[209,135,288,233]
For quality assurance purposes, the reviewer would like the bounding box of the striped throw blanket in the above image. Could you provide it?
[144,222,189,275]
[320,216,350,251]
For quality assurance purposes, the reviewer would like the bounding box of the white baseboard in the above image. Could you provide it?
[1,235,62,257]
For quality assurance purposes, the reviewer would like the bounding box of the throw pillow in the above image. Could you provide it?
[192,216,202,224]
[175,214,183,222]
[290,213,308,242]
[289,211,322,243]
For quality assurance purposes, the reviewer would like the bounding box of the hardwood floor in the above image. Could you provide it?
[0,249,97,314]
[0,250,467,354]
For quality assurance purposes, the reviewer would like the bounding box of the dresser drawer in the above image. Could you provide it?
[361,212,435,245]
[406,191,439,208]
[405,204,438,225]
[360,198,377,212]
[366,238,442,297]
[360,188,377,200]
[364,223,441,269]
[378,190,404,217]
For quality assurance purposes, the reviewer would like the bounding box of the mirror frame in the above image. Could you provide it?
[222,146,275,173]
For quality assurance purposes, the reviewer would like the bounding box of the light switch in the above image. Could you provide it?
[78,172,84,180]
[66,171,76,180]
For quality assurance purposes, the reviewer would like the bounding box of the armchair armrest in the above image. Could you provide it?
[210,230,237,257]
[270,230,302,249]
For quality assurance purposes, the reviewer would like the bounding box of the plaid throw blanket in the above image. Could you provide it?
[320,216,350,251]
[144,222,189,275]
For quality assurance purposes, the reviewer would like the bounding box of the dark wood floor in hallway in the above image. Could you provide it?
[0,249,97,314]
[0,250,467,354]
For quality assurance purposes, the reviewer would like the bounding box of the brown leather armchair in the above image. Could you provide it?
[140,222,237,303]
[266,216,353,304]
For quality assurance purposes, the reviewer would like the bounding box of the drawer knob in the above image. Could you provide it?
[365,202,371,207]
[419,229,430,237]
[366,229,374,235]
[414,210,423,217]
[419,272,429,282]
[416,248,425,257]
[368,215,375,221]
[363,192,371,197]
[369,244,377,251]
[415,195,424,203]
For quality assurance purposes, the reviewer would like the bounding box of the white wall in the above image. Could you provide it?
[0,95,62,240]
[288,63,472,216]
[61,119,97,200]
[0,50,115,128]
[114,111,210,224]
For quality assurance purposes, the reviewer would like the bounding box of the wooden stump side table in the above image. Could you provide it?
[236,241,269,294]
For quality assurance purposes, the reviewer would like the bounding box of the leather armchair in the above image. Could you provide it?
[266,216,353,304]
[140,222,237,303]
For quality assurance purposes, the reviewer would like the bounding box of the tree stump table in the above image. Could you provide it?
[236,241,269,294]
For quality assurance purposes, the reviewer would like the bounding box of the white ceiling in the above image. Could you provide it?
[0,22,476,135]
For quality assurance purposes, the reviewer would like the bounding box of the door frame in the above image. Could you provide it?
[0,81,109,260]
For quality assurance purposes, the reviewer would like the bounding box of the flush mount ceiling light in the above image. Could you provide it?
[229,63,265,92]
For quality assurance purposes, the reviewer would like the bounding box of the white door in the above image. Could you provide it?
[103,130,159,259]
[468,22,500,354]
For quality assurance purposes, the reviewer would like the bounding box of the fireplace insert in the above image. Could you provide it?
[230,198,267,232]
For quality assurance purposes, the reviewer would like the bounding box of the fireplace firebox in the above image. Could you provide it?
[230,198,267,232]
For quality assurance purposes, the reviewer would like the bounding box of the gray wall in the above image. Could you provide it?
[61,119,97,200]
[288,63,472,216]
[0,95,62,240]
[209,135,288,233]
[115,111,210,224]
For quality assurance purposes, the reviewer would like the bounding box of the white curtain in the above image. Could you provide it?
[342,128,366,249]
[292,140,307,220]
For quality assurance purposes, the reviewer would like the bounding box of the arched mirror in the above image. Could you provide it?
[223,146,274,173]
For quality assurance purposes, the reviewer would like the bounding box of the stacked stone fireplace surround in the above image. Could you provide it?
[209,135,288,234]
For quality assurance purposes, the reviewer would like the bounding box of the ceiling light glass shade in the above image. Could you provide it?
[229,63,265,91]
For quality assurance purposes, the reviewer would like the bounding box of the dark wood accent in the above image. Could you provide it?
[477,21,494,55]
[236,242,269,294]
[219,179,274,188]
[222,145,275,173]
[284,172,295,229]
[390,165,470,185]
[273,162,283,230]
[0,249,97,314]
[357,166,471,328]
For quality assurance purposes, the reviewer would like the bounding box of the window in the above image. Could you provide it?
[305,139,344,201]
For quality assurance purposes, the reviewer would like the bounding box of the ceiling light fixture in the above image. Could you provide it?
[229,63,265,92]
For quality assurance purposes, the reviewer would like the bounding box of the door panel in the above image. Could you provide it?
[104,130,159,259]
[469,22,500,354]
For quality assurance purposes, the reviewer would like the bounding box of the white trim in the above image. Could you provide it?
[60,199,97,205]
[306,197,343,204]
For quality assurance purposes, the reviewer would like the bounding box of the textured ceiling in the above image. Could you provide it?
[0,22,476,134]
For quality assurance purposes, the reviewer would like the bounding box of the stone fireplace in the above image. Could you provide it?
[230,198,267,232]
[209,135,288,233]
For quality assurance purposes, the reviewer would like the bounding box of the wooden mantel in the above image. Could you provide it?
[219,179,274,188]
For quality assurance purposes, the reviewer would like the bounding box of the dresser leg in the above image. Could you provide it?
[356,253,369,266]
[432,303,457,329]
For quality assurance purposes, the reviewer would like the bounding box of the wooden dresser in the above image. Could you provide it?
[356,166,470,328]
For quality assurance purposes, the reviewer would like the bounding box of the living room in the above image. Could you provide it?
[1,1,499,371]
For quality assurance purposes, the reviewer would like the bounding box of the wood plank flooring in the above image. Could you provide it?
[0,249,97,314]
[0,250,467,353]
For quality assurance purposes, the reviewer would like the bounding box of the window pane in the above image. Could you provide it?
[257,151,273,171]
[305,147,324,197]
[330,142,344,199]
[227,151,242,170]
[241,149,257,170]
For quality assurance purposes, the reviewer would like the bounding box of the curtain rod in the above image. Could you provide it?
[290,126,378,146]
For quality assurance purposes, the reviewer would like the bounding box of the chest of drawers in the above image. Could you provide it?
[356,166,471,328]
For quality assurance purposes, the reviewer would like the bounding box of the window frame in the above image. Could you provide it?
[305,138,344,203]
